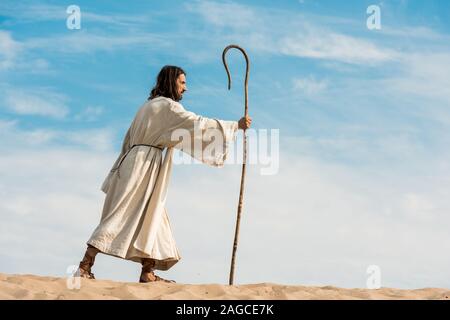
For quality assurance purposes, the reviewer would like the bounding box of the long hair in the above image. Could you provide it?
[148,65,186,101]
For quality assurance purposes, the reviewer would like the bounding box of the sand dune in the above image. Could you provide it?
[0,273,448,300]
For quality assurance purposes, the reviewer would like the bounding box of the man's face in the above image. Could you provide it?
[176,73,187,100]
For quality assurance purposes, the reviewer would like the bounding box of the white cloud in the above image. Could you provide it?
[0,120,118,276]
[165,146,450,288]
[187,1,397,65]
[0,11,167,67]
[0,13,163,73]
[0,30,51,73]
[383,53,450,103]
[1,0,450,289]
[0,2,149,27]
[24,31,169,54]
[186,1,258,29]
[74,106,104,122]
[0,2,67,21]
[0,119,115,151]
[380,25,450,41]
[2,87,70,119]
[0,30,21,70]
[0,120,449,288]
[279,31,396,65]
[293,76,328,96]
[64,129,115,151]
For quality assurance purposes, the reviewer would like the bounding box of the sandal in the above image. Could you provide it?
[139,270,176,283]
[76,245,99,280]
[76,267,96,280]
[139,258,176,283]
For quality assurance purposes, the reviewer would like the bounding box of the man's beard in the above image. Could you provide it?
[176,92,184,102]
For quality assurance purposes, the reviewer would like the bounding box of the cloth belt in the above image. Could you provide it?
[111,144,164,178]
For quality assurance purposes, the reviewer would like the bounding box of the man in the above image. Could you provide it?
[77,65,252,283]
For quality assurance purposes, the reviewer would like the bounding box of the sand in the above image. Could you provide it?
[0,273,448,300]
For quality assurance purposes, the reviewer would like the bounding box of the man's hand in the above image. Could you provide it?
[238,116,252,130]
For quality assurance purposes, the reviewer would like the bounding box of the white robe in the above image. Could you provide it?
[87,96,238,270]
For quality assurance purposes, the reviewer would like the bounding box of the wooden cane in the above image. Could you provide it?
[222,44,250,285]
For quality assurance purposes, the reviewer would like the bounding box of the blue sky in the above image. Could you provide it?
[1,0,450,289]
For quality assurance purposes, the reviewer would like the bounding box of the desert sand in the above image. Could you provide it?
[0,273,448,300]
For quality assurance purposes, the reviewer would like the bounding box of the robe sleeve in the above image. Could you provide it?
[162,101,239,167]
